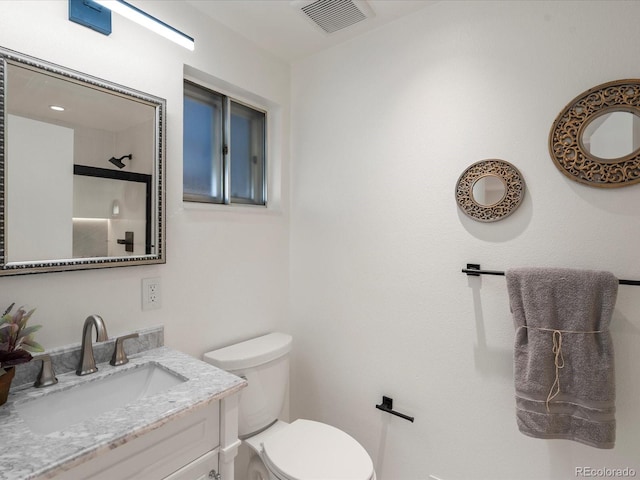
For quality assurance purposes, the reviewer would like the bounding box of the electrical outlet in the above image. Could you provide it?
[142,277,161,310]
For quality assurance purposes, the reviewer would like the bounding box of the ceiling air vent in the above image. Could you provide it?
[293,0,375,34]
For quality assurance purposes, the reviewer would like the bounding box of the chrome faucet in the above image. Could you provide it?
[76,315,109,376]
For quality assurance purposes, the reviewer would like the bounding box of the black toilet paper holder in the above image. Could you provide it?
[376,396,415,423]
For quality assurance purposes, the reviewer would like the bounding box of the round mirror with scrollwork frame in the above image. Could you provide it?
[455,159,525,222]
[549,79,640,188]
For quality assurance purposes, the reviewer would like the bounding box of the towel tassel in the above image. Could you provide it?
[519,326,604,413]
[546,330,565,412]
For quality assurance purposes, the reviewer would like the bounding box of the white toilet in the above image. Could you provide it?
[203,332,376,480]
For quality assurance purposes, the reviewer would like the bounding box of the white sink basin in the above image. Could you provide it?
[16,362,186,434]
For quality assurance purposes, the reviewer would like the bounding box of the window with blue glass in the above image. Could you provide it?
[183,81,266,205]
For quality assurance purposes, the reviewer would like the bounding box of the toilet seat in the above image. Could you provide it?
[258,419,374,480]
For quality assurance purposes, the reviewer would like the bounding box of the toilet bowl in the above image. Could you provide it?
[245,419,375,480]
[203,333,375,480]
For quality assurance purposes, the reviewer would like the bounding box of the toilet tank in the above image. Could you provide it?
[203,332,292,438]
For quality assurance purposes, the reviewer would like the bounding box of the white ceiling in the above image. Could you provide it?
[8,63,154,132]
[185,0,438,63]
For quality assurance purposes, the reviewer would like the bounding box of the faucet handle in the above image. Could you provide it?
[33,354,58,388]
[110,333,139,366]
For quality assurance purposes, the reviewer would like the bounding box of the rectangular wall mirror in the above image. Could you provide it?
[0,47,165,275]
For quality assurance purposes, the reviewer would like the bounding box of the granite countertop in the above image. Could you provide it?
[0,347,246,480]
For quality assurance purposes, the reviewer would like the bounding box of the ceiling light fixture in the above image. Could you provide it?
[93,0,195,51]
[49,105,65,112]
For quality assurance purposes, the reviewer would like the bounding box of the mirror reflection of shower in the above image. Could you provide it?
[108,154,132,169]
[72,168,151,258]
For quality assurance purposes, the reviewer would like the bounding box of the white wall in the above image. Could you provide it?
[0,1,290,361]
[290,1,640,479]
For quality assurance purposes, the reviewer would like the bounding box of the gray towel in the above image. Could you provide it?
[505,267,618,449]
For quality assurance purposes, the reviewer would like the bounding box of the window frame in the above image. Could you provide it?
[183,80,267,207]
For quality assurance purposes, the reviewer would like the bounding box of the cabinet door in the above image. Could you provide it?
[163,449,219,480]
[55,402,220,480]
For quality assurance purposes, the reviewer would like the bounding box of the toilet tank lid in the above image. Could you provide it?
[203,332,292,371]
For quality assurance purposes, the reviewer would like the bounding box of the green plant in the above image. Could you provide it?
[0,303,43,375]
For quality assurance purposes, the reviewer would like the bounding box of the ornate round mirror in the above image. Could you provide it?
[581,110,640,160]
[549,79,640,187]
[472,174,507,206]
[455,159,525,222]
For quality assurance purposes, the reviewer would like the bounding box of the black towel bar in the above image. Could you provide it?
[462,264,640,286]
[376,396,415,423]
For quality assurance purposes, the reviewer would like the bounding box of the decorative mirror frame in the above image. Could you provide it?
[0,47,166,275]
[455,159,525,223]
[549,79,640,188]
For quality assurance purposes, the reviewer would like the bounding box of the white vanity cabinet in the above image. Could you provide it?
[55,395,239,480]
